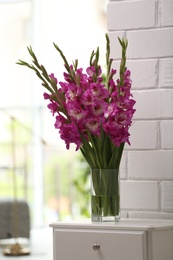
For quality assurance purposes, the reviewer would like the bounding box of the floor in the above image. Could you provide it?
[0,227,53,260]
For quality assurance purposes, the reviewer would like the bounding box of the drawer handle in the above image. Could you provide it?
[92,244,100,250]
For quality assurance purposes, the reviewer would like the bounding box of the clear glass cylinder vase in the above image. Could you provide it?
[91,168,120,222]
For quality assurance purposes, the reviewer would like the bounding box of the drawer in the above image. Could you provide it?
[53,228,147,260]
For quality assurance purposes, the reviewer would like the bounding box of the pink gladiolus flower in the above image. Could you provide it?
[91,101,108,116]
[80,90,94,106]
[104,103,119,118]
[54,115,82,150]
[43,92,50,100]
[67,101,87,121]
[65,83,82,102]
[85,117,100,136]
[49,73,58,84]
[86,66,101,77]
[47,101,58,116]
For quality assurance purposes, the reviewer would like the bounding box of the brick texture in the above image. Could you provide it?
[121,181,159,210]
[113,59,159,89]
[160,59,173,87]
[125,121,158,150]
[161,121,173,149]
[107,0,156,30]
[133,90,173,119]
[127,28,173,59]
[129,212,173,220]
[161,182,173,212]
[107,0,173,218]
[128,151,173,180]
[161,0,173,26]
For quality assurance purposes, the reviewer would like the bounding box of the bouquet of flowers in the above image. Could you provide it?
[17,34,135,169]
[17,34,136,221]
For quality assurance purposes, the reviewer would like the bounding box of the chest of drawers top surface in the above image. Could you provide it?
[50,218,173,231]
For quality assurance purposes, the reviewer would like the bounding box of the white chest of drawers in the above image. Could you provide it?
[50,219,173,260]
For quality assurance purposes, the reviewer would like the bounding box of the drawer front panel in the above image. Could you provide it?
[54,228,146,260]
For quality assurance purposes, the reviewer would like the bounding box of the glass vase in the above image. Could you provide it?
[91,168,120,222]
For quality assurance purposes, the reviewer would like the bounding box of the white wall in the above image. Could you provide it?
[107,0,173,219]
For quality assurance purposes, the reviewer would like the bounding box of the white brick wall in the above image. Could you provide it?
[161,182,173,211]
[121,181,159,210]
[128,151,173,180]
[107,0,156,30]
[126,121,158,150]
[107,0,173,219]
[113,59,159,89]
[161,0,173,26]
[161,121,173,149]
[160,59,173,87]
